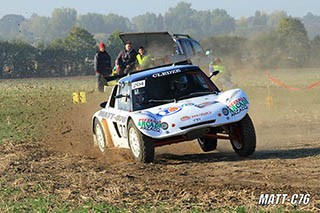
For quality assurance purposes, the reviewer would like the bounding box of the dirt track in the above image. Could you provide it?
[1,71,320,211]
[41,85,320,211]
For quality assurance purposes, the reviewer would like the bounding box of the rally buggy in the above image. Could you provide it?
[92,64,256,163]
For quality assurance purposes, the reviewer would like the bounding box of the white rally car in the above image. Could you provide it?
[92,64,256,163]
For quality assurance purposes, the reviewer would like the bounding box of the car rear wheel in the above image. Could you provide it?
[229,114,256,157]
[197,137,217,152]
[94,119,107,152]
[128,120,154,163]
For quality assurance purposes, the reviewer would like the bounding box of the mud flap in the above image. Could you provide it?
[101,119,115,148]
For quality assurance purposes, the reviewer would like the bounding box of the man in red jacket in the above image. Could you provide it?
[94,42,112,92]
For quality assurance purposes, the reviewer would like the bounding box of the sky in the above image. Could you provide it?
[1,0,320,19]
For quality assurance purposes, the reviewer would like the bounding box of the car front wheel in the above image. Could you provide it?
[197,137,217,152]
[128,120,154,163]
[229,114,256,157]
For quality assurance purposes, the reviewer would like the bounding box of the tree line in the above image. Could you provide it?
[201,18,320,69]
[0,26,127,79]
[1,2,320,78]
[1,2,320,43]
[2,17,320,79]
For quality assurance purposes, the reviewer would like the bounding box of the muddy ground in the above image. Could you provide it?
[1,70,320,211]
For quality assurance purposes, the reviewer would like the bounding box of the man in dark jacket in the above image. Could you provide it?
[94,42,112,92]
[116,41,137,75]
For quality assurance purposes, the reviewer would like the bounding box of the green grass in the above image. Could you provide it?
[0,184,310,212]
[0,77,108,145]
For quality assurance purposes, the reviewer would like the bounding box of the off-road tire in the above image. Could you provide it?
[230,114,256,157]
[128,120,154,163]
[197,137,217,152]
[94,119,107,152]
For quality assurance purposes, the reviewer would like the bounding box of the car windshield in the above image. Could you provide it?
[132,68,217,111]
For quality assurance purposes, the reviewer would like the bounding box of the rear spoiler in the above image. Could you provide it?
[172,34,191,38]
[103,60,192,82]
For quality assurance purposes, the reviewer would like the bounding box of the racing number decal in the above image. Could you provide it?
[115,115,127,138]
[117,123,127,138]
[100,119,115,147]
[99,111,127,138]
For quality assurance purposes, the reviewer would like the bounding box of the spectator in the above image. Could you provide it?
[94,42,112,92]
[136,46,151,71]
[116,41,137,75]
[210,58,236,90]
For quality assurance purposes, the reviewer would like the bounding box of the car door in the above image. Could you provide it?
[114,81,131,139]
[99,84,122,143]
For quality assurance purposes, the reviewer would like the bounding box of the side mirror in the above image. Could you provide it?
[209,71,219,78]
[115,94,123,99]
[115,94,130,102]
[100,101,108,108]
[115,94,129,99]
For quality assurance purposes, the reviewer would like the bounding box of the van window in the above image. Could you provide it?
[191,40,204,55]
[180,39,194,58]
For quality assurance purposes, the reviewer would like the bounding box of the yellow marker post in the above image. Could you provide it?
[266,96,273,107]
[80,92,87,104]
[266,73,273,107]
[73,92,79,104]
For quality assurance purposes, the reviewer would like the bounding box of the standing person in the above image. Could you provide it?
[210,57,236,90]
[136,46,151,71]
[94,42,112,92]
[116,41,137,75]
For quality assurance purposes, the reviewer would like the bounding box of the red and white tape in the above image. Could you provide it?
[267,73,320,91]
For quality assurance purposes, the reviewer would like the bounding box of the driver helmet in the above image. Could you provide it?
[134,88,146,104]
[172,75,188,92]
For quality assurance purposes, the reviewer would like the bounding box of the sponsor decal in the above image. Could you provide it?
[157,107,182,116]
[195,101,219,108]
[229,89,240,101]
[180,103,195,107]
[132,80,145,90]
[140,111,159,120]
[161,122,169,130]
[180,116,191,121]
[193,118,201,122]
[98,111,126,123]
[152,69,181,78]
[156,103,194,117]
[227,97,249,116]
[138,118,166,132]
[191,111,212,118]
[222,108,229,116]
